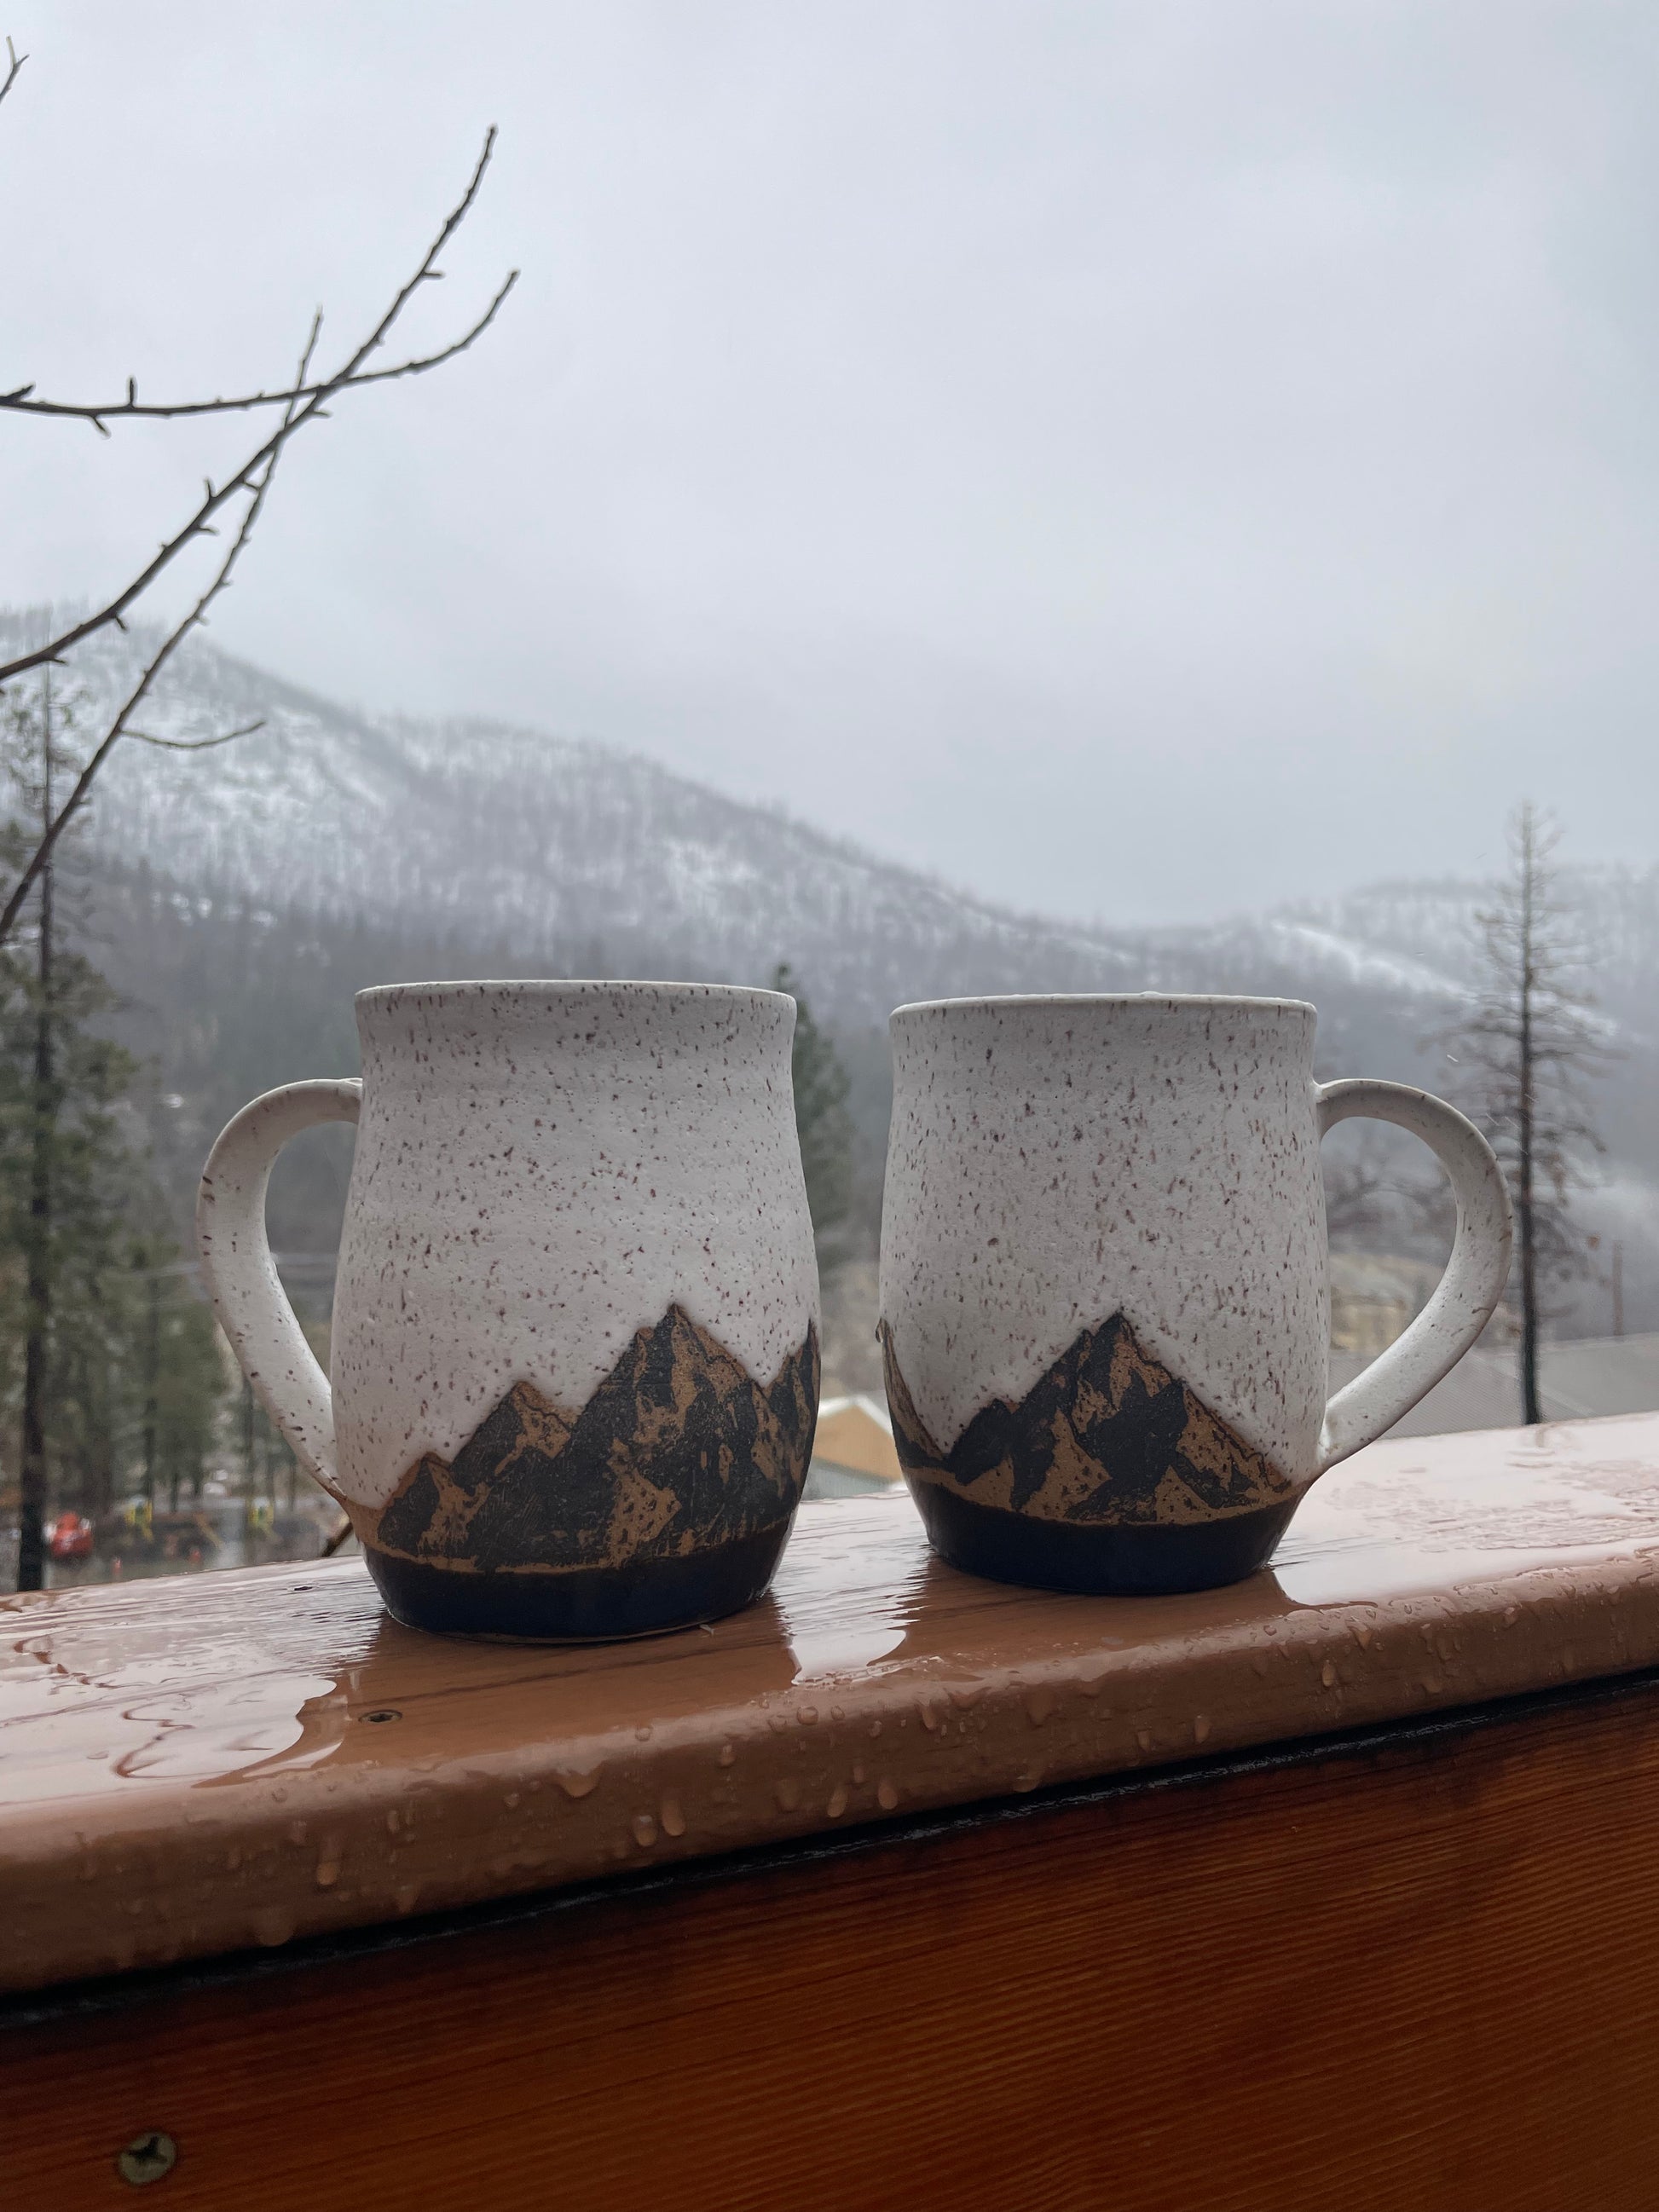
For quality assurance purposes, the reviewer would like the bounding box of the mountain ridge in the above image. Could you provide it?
[3,609,1656,1331]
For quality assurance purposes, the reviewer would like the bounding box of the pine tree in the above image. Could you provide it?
[0,679,225,1581]
[772,964,855,1263]
[0,677,134,1578]
[1442,805,1610,1424]
[0,940,141,1573]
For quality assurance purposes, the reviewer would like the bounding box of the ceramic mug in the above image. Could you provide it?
[879,994,1512,1597]
[198,981,821,1639]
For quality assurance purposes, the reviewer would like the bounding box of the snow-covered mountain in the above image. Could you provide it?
[3,611,1656,1298]
[10,610,1619,1022]
[6,615,1157,1023]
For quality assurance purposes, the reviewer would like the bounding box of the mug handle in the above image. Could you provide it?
[196,1080,362,1505]
[1315,1079,1512,1472]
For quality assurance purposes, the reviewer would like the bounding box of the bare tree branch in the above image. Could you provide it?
[126,720,265,752]
[0,477,275,944]
[0,127,512,689]
[1,273,516,426]
[0,316,321,946]
[0,36,25,110]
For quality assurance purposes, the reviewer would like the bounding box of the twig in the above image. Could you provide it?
[126,719,266,752]
[0,319,320,946]
[0,274,516,424]
[0,469,278,944]
[0,37,26,111]
[0,130,512,690]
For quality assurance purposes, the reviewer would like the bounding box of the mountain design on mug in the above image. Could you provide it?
[373,1306,819,1574]
[880,1314,1292,1528]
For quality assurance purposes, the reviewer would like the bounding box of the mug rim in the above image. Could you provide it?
[890,991,1315,1025]
[354,978,795,1014]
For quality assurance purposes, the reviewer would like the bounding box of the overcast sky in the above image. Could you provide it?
[3,3,1657,925]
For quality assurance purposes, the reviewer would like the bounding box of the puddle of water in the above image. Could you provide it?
[0,1564,382,1806]
[777,1499,930,1684]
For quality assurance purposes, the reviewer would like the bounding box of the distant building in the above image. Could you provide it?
[805,1395,905,1499]
[1328,1251,1444,1356]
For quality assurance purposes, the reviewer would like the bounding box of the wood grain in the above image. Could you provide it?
[7,1410,1659,1995]
[7,1674,1659,2212]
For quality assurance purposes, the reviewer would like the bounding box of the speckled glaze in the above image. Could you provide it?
[879,994,1512,1595]
[198,981,821,1638]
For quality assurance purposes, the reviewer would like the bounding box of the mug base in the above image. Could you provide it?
[362,1519,793,1643]
[909,1481,1298,1597]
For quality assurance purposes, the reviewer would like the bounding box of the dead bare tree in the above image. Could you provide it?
[0,41,516,946]
[1441,805,1611,1424]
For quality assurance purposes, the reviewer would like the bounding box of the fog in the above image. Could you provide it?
[3,2,1657,923]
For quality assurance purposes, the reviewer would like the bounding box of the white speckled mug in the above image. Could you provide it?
[199,981,820,1639]
[879,995,1512,1596]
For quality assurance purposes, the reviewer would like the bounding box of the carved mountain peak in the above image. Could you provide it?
[373,1308,819,1576]
[881,1313,1290,1530]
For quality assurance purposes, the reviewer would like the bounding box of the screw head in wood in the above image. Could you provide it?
[118,2131,178,2186]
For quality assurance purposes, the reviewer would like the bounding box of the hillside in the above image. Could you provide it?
[3,613,1656,1330]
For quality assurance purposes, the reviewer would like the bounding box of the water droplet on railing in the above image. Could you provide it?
[251,1907,293,1948]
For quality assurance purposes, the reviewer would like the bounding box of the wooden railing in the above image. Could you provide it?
[6,1410,1659,2209]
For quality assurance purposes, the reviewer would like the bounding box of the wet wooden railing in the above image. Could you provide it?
[6,1412,1659,2209]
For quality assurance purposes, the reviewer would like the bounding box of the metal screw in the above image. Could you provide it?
[360,1708,402,1724]
[118,2132,178,2186]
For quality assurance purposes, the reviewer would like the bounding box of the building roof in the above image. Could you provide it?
[810,1395,902,1482]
